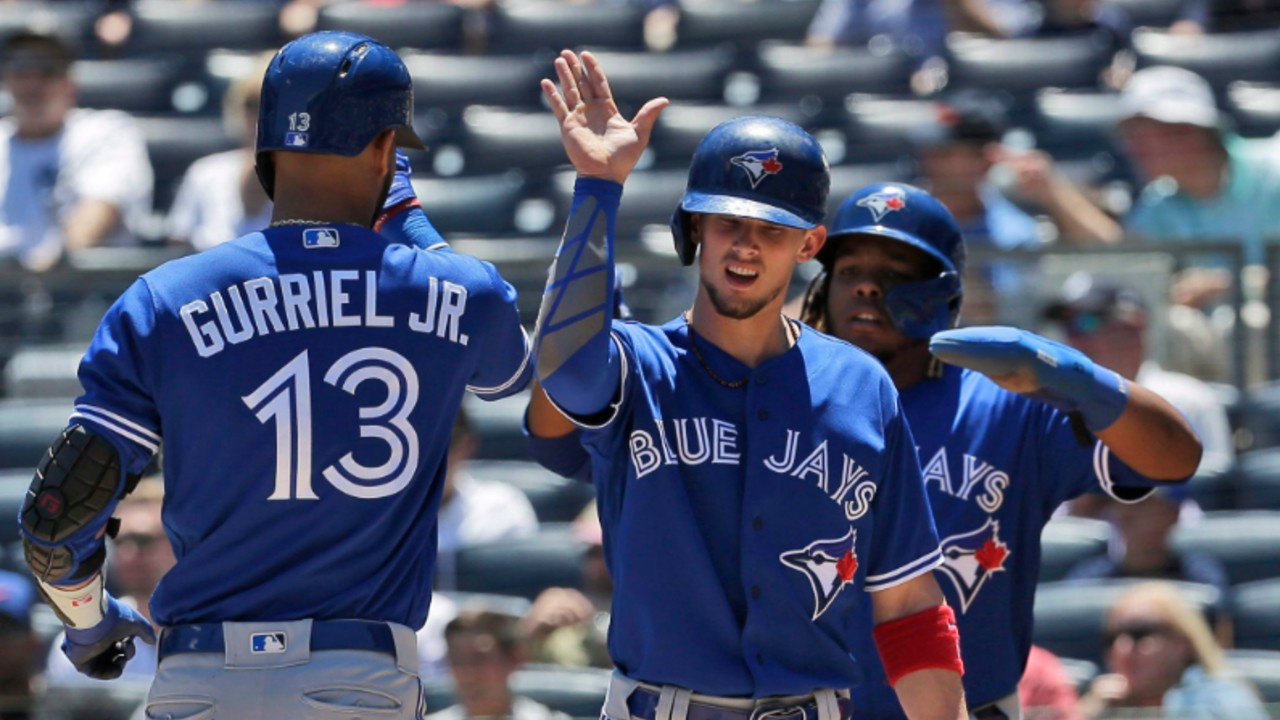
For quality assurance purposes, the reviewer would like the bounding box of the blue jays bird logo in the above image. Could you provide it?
[730,149,784,188]
[936,517,1010,613]
[856,187,908,222]
[781,529,859,620]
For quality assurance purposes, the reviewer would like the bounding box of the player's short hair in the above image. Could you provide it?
[444,608,522,655]
[2,30,74,77]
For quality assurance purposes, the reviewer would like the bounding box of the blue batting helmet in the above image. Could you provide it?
[670,115,829,266]
[818,183,965,339]
[255,31,425,198]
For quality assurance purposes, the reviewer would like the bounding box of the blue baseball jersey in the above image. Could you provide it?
[850,365,1157,716]
[570,318,943,698]
[71,224,530,629]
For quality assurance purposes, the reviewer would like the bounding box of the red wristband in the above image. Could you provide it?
[872,604,963,686]
[373,197,422,232]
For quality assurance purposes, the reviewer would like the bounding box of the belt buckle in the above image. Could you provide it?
[748,701,807,720]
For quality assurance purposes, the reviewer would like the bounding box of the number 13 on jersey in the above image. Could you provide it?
[243,347,421,501]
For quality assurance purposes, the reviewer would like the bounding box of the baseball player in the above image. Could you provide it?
[17,31,530,718]
[530,50,966,720]
[795,183,1202,718]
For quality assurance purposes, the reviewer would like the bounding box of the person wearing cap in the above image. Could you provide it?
[0,570,42,720]
[1043,272,1234,475]
[0,29,154,271]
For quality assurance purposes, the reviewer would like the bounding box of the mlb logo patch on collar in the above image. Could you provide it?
[284,132,309,148]
[303,228,340,249]
[251,632,287,654]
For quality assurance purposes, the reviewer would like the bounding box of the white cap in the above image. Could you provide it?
[1119,65,1221,130]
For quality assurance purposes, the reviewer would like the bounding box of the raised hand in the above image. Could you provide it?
[541,50,668,184]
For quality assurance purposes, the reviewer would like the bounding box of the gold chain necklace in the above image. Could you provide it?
[269,219,333,227]
[684,313,799,389]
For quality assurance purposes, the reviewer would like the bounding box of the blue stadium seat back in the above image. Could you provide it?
[1229,447,1280,510]
[452,106,570,177]
[0,470,31,546]
[1225,649,1280,703]
[402,51,544,113]
[74,56,198,114]
[584,47,738,108]
[649,101,815,168]
[840,95,946,165]
[123,0,282,57]
[753,41,915,104]
[1039,516,1111,584]
[0,399,76,471]
[1099,0,1189,26]
[512,665,612,717]
[412,172,529,236]
[1171,511,1280,586]
[315,1,466,52]
[137,115,238,215]
[675,0,823,49]
[1033,578,1222,665]
[1132,28,1280,93]
[945,32,1115,99]
[1238,380,1280,451]
[1226,82,1280,140]
[1185,465,1236,512]
[454,526,589,599]
[466,460,595,524]
[489,1,647,55]
[1233,578,1280,651]
[1031,88,1126,160]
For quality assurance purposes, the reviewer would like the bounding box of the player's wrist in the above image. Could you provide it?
[39,574,107,629]
[1077,364,1128,431]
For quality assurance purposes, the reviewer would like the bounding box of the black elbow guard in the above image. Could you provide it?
[20,424,139,583]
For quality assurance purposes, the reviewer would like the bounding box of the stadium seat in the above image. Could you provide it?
[466,460,595,524]
[513,665,611,717]
[1131,28,1280,90]
[74,57,195,114]
[0,469,30,546]
[1171,511,1280,586]
[839,95,944,164]
[136,115,238,215]
[462,392,534,461]
[1227,82,1280,140]
[1185,465,1236,512]
[1039,515,1110,584]
[1031,88,1125,159]
[123,0,282,57]
[412,172,530,236]
[586,47,738,109]
[1225,649,1280,704]
[1228,447,1280,510]
[315,1,466,52]
[753,41,915,105]
[552,168,686,242]
[450,106,568,177]
[944,32,1115,99]
[1099,0,1189,27]
[488,1,647,55]
[0,2,96,56]
[0,398,72,471]
[402,52,544,113]
[674,0,823,48]
[1234,578,1280,651]
[2,343,84,399]
[649,101,813,167]
[1033,579,1221,665]
[1237,380,1280,451]
[454,527,588,599]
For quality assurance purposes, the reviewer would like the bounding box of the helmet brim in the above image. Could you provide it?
[394,125,427,151]
[681,191,818,230]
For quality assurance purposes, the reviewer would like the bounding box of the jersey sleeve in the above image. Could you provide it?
[1036,405,1156,514]
[865,393,944,592]
[465,261,532,400]
[70,278,163,475]
[522,422,592,483]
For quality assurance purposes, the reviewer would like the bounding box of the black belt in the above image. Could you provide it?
[158,620,397,661]
[627,687,854,720]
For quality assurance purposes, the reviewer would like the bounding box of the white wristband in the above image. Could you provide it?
[38,574,106,629]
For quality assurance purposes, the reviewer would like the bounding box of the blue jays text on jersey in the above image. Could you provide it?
[849,364,1158,717]
[564,318,944,699]
[69,224,530,631]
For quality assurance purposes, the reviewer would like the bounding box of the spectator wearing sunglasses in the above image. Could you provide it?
[1080,581,1266,719]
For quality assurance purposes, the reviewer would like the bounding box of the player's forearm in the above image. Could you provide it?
[533,178,622,417]
[893,669,967,720]
[1095,382,1203,480]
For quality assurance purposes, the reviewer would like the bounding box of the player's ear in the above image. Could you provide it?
[797,225,826,263]
[367,129,397,173]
